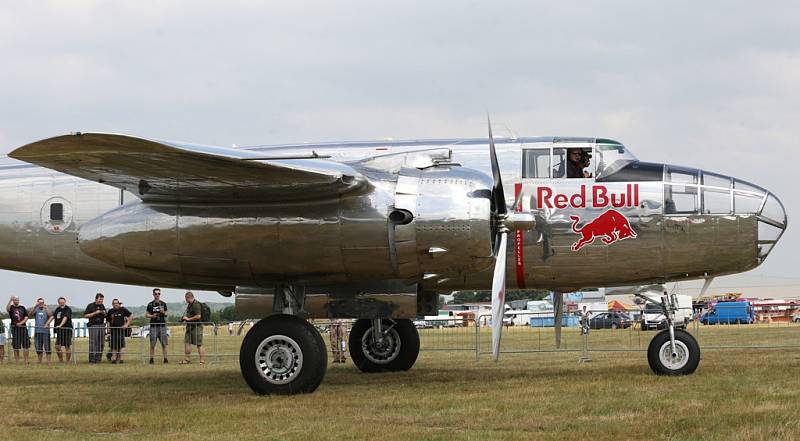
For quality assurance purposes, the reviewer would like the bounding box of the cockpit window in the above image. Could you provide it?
[522,149,551,178]
[594,142,637,180]
[556,147,593,178]
[552,148,566,178]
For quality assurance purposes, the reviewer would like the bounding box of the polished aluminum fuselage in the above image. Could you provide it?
[0,137,785,301]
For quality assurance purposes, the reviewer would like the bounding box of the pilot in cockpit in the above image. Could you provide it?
[567,148,592,178]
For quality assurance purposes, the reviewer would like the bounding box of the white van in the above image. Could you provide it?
[640,294,693,330]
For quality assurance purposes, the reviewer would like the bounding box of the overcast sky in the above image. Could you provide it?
[1,1,798,305]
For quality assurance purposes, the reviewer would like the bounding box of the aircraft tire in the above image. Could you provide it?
[349,318,420,373]
[647,329,700,376]
[240,314,327,395]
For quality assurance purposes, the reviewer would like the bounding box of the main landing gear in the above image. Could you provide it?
[240,314,328,395]
[239,316,421,394]
[639,292,701,376]
[349,318,420,373]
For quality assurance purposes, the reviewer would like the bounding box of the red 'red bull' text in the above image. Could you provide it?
[536,184,639,209]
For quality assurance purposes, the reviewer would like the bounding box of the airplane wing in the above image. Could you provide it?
[9,133,370,202]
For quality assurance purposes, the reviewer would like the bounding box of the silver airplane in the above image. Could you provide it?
[2,121,787,394]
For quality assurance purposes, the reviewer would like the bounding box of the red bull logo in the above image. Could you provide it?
[569,209,637,251]
[536,184,639,209]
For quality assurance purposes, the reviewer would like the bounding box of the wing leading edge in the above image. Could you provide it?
[9,133,370,202]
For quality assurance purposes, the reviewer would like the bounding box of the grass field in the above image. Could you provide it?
[2,324,799,440]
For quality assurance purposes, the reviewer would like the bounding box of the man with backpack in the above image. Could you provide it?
[180,291,206,365]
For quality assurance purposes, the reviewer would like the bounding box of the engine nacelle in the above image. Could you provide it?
[76,164,494,290]
[392,166,494,285]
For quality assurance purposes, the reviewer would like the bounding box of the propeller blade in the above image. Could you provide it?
[554,292,563,349]
[491,231,508,361]
[487,115,507,216]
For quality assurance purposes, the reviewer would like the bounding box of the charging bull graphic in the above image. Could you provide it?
[569,209,637,251]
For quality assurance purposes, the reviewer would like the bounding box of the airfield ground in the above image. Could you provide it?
[2,325,799,440]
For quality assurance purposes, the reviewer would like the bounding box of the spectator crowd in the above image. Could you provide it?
[2,289,207,365]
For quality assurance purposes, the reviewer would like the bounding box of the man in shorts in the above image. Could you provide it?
[53,296,73,363]
[180,291,205,365]
[146,288,169,364]
[106,299,132,364]
[6,296,29,364]
[32,297,53,364]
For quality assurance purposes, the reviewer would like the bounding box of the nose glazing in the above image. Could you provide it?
[686,169,786,262]
[754,191,787,262]
[710,173,786,262]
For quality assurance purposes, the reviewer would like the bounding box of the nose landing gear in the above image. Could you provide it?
[647,328,700,375]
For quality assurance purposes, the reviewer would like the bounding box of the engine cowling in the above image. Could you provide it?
[392,166,495,285]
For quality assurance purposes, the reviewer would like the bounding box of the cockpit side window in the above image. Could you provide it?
[557,147,593,178]
[665,167,700,214]
[522,149,551,178]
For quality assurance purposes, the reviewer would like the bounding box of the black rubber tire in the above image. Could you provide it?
[611,322,618,329]
[239,314,327,395]
[647,329,700,376]
[349,318,420,373]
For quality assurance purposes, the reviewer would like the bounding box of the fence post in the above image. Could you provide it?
[474,316,480,362]
[693,316,700,347]
[214,322,219,365]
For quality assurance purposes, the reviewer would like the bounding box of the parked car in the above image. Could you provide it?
[640,294,693,330]
[588,312,631,329]
[791,312,800,323]
[700,301,755,325]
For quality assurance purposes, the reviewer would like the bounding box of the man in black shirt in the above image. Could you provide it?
[6,295,29,364]
[566,148,588,178]
[146,288,169,364]
[53,296,73,363]
[106,298,132,364]
[84,293,106,363]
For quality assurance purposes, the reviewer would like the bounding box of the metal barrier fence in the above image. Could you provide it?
[472,311,800,359]
[2,316,798,366]
[2,323,249,365]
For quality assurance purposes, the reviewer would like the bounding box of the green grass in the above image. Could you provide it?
[1,324,799,440]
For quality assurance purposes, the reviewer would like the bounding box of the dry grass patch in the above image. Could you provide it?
[0,326,798,440]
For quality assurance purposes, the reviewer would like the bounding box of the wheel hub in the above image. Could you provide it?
[255,335,304,384]
[362,326,401,364]
[658,340,689,370]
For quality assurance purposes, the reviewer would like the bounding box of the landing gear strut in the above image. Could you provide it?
[349,318,420,372]
[638,291,700,375]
